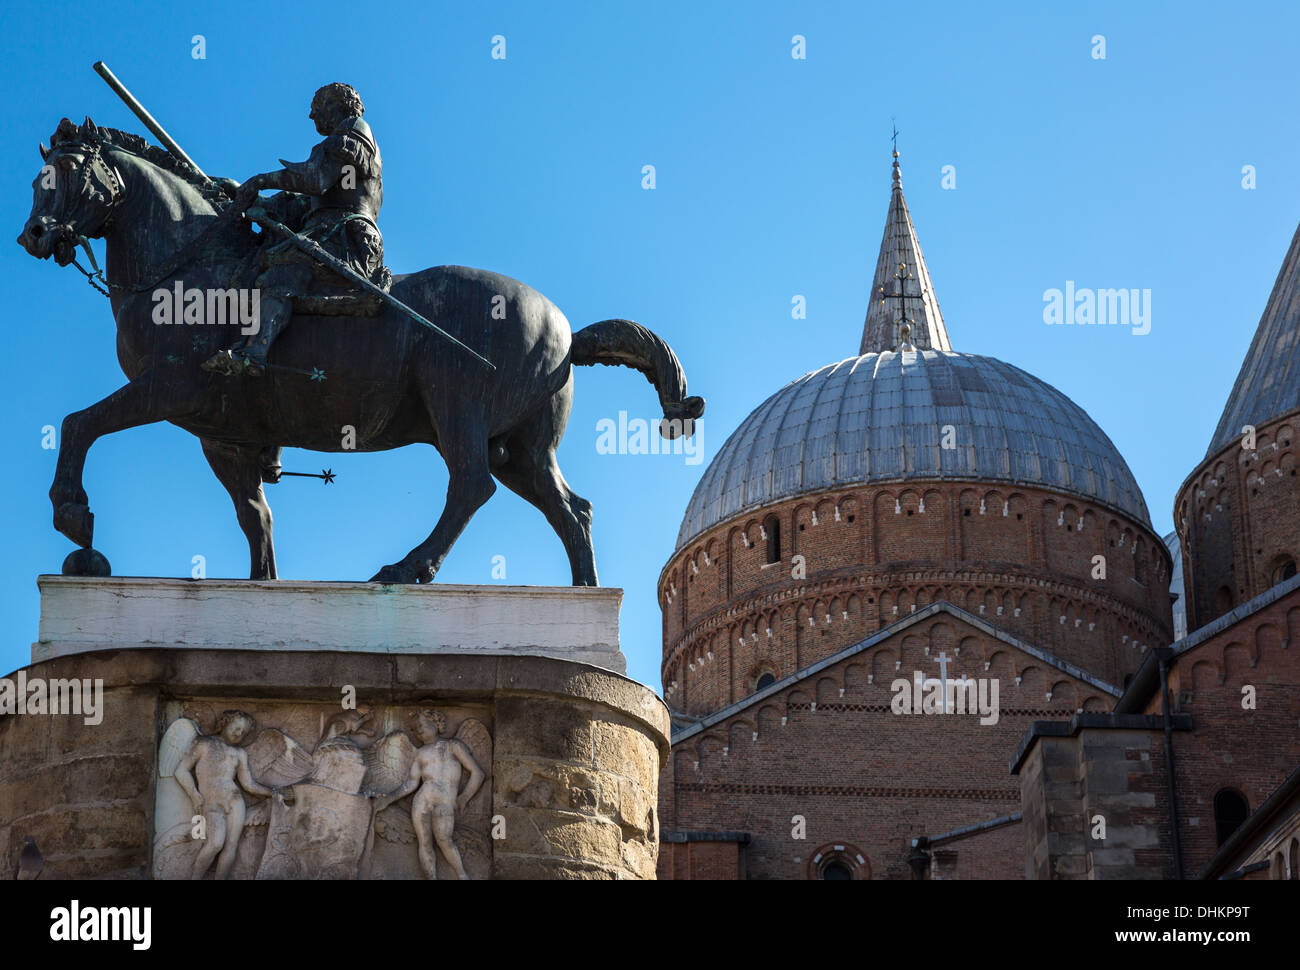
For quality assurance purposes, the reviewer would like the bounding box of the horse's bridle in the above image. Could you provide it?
[47,140,240,299]
[42,139,126,294]
[50,140,125,241]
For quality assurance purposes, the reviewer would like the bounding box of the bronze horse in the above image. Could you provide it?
[17,118,704,585]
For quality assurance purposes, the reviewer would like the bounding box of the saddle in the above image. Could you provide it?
[250,197,389,317]
[261,236,387,317]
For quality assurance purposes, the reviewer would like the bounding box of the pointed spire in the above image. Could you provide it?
[859,150,951,355]
[1205,217,1300,457]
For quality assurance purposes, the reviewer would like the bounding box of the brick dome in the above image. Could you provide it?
[677,349,1150,550]
[658,154,1184,882]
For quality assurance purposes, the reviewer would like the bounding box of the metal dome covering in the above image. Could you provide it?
[676,349,1151,550]
[1206,216,1300,457]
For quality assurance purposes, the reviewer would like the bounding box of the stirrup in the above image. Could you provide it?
[202,348,264,377]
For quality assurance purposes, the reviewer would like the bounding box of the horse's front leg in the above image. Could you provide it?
[51,374,190,547]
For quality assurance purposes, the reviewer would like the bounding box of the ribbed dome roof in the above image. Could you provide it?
[676,349,1150,550]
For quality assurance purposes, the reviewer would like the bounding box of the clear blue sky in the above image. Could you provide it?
[3,1,1298,688]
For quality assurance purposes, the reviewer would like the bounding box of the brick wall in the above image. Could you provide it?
[1141,584,1300,874]
[657,836,746,879]
[1015,585,1300,880]
[1176,410,1300,630]
[659,613,1118,879]
[662,482,1173,715]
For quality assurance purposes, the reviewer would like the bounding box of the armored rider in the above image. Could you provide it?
[203,82,388,377]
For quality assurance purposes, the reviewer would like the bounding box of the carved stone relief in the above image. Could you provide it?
[153,700,492,879]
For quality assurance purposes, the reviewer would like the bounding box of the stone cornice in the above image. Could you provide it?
[1174,406,1300,518]
[666,478,1169,580]
[664,566,1170,675]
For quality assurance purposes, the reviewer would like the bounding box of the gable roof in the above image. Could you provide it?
[1114,571,1300,714]
[671,599,1122,743]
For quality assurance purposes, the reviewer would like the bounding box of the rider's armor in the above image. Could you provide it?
[203,100,387,380]
[270,115,387,287]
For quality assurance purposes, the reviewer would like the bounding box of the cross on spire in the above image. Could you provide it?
[878,259,918,351]
[858,145,952,355]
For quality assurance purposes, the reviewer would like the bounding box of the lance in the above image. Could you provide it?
[244,206,495,370]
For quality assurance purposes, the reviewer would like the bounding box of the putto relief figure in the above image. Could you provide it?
[154,704,492,879]
[157,711,312,880]
[370,710,488,880]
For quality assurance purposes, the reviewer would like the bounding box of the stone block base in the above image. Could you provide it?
[0,649,667,880]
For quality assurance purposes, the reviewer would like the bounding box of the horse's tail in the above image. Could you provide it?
[570,319,706,439]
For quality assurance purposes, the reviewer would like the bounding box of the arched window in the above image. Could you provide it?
[763,514,781,564]
[822,861,852,880]
[1214,586,1234,616]
[1290,838,1300,880]
[755,671,776,691]
[807,843,869,880]
[1213,788,1249,846]
[1273,558,1297,584]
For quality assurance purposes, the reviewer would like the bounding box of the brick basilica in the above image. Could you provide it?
[655,153,1300,880]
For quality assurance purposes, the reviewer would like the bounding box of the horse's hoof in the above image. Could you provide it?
[62,547,111,577]
[369,563,416,584]
[54,502,94,548]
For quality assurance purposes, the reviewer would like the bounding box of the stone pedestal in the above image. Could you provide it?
[1,578,667,880]
[35,575,626,673]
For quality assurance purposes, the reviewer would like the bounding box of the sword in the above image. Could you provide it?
[246,205,495,371]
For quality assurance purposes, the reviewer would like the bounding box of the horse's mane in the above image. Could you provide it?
[53,117,229,207]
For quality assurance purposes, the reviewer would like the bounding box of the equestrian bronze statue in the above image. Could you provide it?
[17,81,704,587]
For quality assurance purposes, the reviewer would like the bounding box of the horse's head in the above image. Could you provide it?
[17,117,124,265]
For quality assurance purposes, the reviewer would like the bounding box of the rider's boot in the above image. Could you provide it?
[201,295,292,378]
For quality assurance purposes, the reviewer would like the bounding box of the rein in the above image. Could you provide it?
[59,140,239,300]
[71,204,241,300]
[70,237,112,297]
